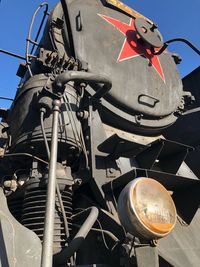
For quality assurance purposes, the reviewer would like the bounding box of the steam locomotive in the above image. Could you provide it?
[0,0,200,266]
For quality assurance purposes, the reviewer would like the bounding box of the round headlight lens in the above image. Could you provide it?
[118,178,177,239]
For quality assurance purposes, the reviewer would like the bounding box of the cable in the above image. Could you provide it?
[1,153,48,165]
[63,94,80,149]
[96,218,114,250]
[73,223,119,245]
[40,110,50,158]
[63,93,89,169]
[74,207,119,250]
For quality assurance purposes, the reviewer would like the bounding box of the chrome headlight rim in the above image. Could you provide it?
[118,177,177,240]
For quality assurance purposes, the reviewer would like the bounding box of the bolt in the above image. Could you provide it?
[53,99,61,108]
[80,82,87,89]
[150,239,158,247]
[172,53,182,64]
[69,146,76,151]
[74,179,82,186]
[151,23,158,31]
[109,168,115,174]
[85,135,89,140]
[57,92,62,97]
[4,181,12,187]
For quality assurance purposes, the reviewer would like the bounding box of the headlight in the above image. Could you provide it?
[118,177,177,240]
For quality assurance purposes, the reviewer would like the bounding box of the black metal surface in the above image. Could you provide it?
[60,0,76,57]
[102,167,200,193]
[0,108,8,119]
[7,196,24,222]
[164,66,200,147]
[98,133,147,159]
[134,18,163,48]
[164,67,200,178]
[7,74,82,161]
[1,1,200,267]
[68,0,183,133]
[136,138,193,174]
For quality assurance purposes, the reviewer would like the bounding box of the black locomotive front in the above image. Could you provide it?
[0,1,200,267]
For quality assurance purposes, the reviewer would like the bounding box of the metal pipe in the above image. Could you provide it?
[2,153,48,165]
[40,106,72,264]
[41,99,61,267]
[0,96,14,101]
[54,207,99,265]
[26,2,49,77]
[54,71,112,100]
[30,3,49,54]
[0,49,26,60]
[154,38,200,56]
[40,108,71,238]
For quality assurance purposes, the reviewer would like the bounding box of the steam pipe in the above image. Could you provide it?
[54,71,112,100]
[54,207,99,265]
[41,99,61,267]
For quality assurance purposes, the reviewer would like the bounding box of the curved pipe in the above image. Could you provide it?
[26,2,49,77]
[54,206,99,265]
[154,38,200,56]
[53,71,112,100]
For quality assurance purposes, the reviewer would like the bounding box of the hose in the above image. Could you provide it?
[53,71,112,100]
[54,206,99,265]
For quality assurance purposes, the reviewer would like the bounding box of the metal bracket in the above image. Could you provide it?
[135,244,159,267]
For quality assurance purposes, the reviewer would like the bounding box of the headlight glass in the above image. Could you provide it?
[118,177,177,239]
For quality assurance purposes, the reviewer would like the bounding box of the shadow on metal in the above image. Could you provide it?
[0,220,9,267]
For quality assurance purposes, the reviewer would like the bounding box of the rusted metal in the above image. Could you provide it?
[104,0,154,24]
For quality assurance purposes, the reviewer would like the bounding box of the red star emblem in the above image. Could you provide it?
[98,14,165,82]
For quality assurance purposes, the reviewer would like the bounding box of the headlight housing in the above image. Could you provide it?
[118,177,177,240]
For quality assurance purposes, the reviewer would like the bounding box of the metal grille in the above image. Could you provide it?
[21,180,72,254]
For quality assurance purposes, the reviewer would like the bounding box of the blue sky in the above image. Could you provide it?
[0,0,199,108]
